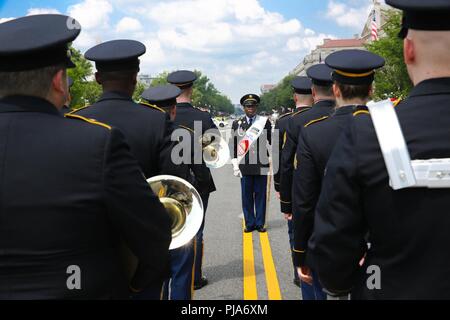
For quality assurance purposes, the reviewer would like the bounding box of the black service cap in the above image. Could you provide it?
[85,39,146,72]
[0,14,81,72]
[141,84,181,109]
[386,0,450,38]
[167,70,197,89]
[240,94,260,107]
[306,64,333,86]
[325,49,385,85]
[291,76,312,95]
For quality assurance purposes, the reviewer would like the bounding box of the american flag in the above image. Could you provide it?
[371,9,379,41]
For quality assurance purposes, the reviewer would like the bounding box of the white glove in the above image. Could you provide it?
[231,158,242,178]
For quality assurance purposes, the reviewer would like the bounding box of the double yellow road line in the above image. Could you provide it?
[242,220,282,300]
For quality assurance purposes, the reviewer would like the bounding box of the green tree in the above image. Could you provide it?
[67,47,98,108]
[133,82,146,102]
[366,10,413,100]
[149,70,234,114]
[150,71,169,86]
[260,74,296,112]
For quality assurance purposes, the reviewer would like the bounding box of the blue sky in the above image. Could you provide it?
[0,0,378,103]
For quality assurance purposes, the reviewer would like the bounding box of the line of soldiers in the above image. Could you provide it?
[0,14,217,299]
[274,0,450,299]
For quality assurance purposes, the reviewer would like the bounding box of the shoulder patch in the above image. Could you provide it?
[65,114,112,130]
[67,105,90,115]
[304,116,329,128]
[292,107,311,118]
[140,101,165,113]
[353,110,370,117]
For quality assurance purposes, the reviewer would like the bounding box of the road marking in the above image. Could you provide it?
[259,231,282,300]
[242,219,258,300]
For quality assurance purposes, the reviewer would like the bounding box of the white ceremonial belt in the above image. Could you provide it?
[368,100,450,190]
[410,159,450,188]
[367,100,416,190]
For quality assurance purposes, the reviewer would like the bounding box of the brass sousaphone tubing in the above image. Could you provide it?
[147,175,204,250]
[200,133,230,169]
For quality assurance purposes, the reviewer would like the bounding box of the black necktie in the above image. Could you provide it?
[249,117,253,126]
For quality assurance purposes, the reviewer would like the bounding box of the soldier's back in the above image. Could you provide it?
[75,91,169,178]
[342,78,450,299]
[0,96,129,299]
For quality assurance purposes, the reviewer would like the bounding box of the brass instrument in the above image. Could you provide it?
[147,175,204,250]
[121,175,204,283]
[200,133,230,169]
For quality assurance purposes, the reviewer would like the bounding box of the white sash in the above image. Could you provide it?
[236,116,268,163]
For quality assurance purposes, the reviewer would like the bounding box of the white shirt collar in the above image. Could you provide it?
[246,115,256,123]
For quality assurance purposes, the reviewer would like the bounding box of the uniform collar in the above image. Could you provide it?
[98,91,133,102]
[313,99,335,108]
[295,105,310,110]
[176,102,193,108]
[0,95,61,116]
[246,115,256,122]
[409,77,450,98]
[334,105,359,116]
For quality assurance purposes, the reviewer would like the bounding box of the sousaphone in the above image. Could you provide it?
[200,133,230,169]
[121,175,203,283]
[147,175,204,250]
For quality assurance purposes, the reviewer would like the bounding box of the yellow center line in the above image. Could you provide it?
[259,231,282,300]
[242,219,258,300]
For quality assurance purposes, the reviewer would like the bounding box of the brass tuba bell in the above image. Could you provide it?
[200,133,230,169]
[147,175,204,250]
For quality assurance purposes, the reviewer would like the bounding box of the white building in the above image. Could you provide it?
[290,38,366,76]
[260,84,276,94]
[290,0,395,77]
[138,74,152,88]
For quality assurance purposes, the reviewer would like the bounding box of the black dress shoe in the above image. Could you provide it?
[194,276,208,290]
[244,226,255,233]
[257,226,267,233]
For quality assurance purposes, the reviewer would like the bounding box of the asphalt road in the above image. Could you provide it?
[194,123,301,301]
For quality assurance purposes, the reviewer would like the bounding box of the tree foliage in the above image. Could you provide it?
[259,74,296,112]
[67,47,102,108]
[150,70,234,115]
[366,10,413,100]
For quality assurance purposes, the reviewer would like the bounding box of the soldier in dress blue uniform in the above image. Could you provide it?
[141,84,197,300]
[231,94,272,233]
[277,65,335,297]
[0,14,171,299]
[279,65,336,221]
[141,84,180,121]
[273,77,312,289]
[71,40,188,299]
[292,50,385,300]
[309,0,450,299]
[168,70,217,291]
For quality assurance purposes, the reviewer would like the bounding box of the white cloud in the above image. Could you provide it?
[326,0,371,29]
[27,8,61,15]
[67,0,113,30]
[286,32,334,53]
[16,0,341,102]
[116,17,142,33]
